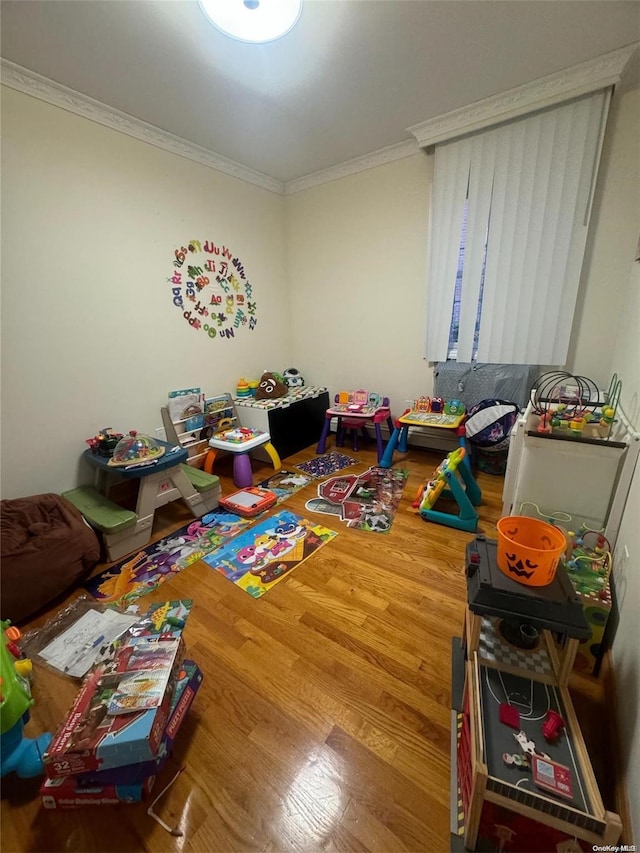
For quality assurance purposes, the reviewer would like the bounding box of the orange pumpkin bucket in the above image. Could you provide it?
[496,516,566,587]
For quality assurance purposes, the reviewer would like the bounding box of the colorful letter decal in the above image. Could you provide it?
[167,239,257,341]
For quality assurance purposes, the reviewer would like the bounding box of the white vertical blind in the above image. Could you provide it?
[425,138,472,361]
[425,89,611,364]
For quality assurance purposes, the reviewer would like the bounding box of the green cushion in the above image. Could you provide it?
[62,486,137,534]
[179,464,220,493]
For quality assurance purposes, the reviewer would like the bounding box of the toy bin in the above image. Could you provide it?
[496,516,566,587]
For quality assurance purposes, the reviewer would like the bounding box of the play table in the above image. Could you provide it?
[379,403,465,468]
[81,440,221,560]
[207,428,281,488]
[316,391,394,463]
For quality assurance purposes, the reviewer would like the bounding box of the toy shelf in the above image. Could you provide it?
[161,393,239,468]
[502,400,639,550]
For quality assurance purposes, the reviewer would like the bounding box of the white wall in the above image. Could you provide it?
[576,56,640,842]
[285,154,434,412]
[567,54,640,388]
[1,88,290,498]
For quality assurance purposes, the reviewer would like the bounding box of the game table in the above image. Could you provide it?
[453,653,622,852]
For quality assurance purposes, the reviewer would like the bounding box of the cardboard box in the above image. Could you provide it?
[40,773,155,808]
[41,661,203,808]
[77,660,203,786]
[44,636,185,777]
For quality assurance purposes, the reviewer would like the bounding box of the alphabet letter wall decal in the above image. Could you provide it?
[167,238,258,342]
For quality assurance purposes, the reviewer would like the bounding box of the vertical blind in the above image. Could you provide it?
[425,88,611,364]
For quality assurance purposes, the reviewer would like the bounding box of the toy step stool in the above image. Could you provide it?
[417,447,481,532]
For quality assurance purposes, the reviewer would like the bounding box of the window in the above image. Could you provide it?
[426,89,612,365]
[446,200,487,361]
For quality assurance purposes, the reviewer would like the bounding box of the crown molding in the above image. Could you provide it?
[284,139,419,195]
[0,59,285,195]
[408,42,639,149]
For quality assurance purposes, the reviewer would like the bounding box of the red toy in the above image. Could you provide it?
[531,755,574,800]
[542,709,566,743]
[219,487,277,518]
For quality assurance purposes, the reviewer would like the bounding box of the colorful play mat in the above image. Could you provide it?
[256,469,314,501]
[202,510,337,598]
[85,509,254,608]
[305,466,409,533]
[296,452,357,479]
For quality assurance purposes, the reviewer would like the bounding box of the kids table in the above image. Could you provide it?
[379,405,465,468]
[316,391,394,463]
[80,440,221,560]
[207,428,281,487]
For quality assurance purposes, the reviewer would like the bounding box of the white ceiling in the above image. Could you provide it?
[1,0,639,186]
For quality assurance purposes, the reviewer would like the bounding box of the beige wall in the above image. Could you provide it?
[608,94,640,838]
[567,55,640,388]
[1,47,639,842]
[286,154,434,413]
[1,88,290,498]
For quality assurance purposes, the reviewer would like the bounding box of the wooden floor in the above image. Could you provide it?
[1,442,616,853]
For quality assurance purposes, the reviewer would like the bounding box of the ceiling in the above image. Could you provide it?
[1,1,639,187]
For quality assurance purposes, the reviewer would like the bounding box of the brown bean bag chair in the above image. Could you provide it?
[1,493,100,624]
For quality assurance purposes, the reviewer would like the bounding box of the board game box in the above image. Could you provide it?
[43,607,191,778]
[41,660,203,808]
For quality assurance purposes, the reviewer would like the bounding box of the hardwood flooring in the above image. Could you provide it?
[0,443,615,852]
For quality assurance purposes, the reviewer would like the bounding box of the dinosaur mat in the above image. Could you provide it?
[304,466,409,533]
[85,508,254,608]
[202,509,337,598]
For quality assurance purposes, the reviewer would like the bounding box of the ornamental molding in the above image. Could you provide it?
[408,43,639,148]
[0,59,284,195]
[283,139,419,195]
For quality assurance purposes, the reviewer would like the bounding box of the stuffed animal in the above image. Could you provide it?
[255,372,288,400]
[282,367,305,388]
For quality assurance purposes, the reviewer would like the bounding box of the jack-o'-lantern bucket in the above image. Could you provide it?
[496,516,566,587]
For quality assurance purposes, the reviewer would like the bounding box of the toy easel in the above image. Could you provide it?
[417,447,481,532]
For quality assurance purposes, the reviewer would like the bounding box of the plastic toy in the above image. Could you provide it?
[496,516,566,588]
[417,447,481,532]
[85,428,123,458]
[108,431,165,467]
[542,709,566,743]
[220,487,278,517]
[1,621,52,778]
[236,378,252,398]
[282,368,304,388]
[564,528,612,597]
[530,371,622,439]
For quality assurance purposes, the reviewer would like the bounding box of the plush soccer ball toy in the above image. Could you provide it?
[282,368,305,388]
